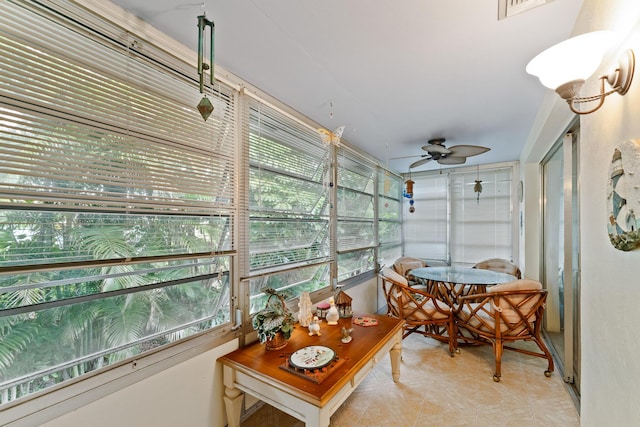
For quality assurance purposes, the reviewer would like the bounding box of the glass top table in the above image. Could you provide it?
[409,266,517,306]
[410,266,517,286]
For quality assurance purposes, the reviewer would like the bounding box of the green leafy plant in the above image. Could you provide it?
[251,288,295,343]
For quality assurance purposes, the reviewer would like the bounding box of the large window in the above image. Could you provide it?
[403,172,449,262]
[336,148,377,282]
[450,167,513,264]
[378,170,403,268]
[403,165,515,265]
[246,99,331,310]
[0,1,235,402]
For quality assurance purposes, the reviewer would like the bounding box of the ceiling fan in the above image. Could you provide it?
[408,138,490,168]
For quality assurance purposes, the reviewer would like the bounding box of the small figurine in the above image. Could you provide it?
[325,297,340,325]
[341,326,353,343]
[308,316,321,336]
[298,292,313,327]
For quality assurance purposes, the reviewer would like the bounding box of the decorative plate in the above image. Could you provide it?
[289,346,336,370]
[607,139,640,251]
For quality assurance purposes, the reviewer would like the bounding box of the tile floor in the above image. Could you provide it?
[241,333,579,427]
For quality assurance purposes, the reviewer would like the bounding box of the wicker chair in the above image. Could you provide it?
[392,256,427,286]
[380,267,456,356]
[453,279,554,381]
[473,258,522,279]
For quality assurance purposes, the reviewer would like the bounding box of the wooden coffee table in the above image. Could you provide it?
[219,313,403,427]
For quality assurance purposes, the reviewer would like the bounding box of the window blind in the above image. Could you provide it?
[336,147,376,280]
[403,172,450,262]
[246,97,331,305]
[450,167,513,264]
[403,166,513,265]
[378,169,403,267]
[0,0,235,403]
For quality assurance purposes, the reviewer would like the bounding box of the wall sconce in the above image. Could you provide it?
[526,31,635,115]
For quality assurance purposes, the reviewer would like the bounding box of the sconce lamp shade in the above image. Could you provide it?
[526,30,634,115]
[526,31,616,90]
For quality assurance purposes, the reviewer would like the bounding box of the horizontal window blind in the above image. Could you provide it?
[0,0,235,403]
[378,169,403,267]
[403,172,449,262]
[450,167,513,264]
[0,3,236,218]
[246,97,331,304]
[336,147,376,280]
[403,166,514,265]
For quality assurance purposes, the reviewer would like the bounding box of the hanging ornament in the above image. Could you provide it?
[404,169,415,213]
[474,164,483,203]
[196,13,215,121]
[383,144,391,195]
[318,126,342,190]
[318,125,345,146]
[404,179,414,198]
[404,169,414,199]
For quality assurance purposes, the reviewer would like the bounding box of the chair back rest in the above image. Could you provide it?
[488,279,544,324]
[380,268,450,322]
[474,258,522,279]
[380,267,407,317]
[393,257,426,277]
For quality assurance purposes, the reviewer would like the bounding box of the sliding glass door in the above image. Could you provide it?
[542,132,581,396]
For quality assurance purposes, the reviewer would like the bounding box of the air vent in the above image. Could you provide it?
[498,0,551,20]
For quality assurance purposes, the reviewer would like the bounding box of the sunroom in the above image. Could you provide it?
[2,1,640,426]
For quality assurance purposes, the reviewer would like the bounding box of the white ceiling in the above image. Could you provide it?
[109,0,583,173]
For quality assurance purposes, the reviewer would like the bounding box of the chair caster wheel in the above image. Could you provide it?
[455,348,460,354]
[493,374,501,382]
[544,370,552,377]
[449,352,455,357]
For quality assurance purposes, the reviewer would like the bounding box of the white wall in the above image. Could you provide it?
[42,340,237,427]
[345,277,379,315]
[522,1,640,424]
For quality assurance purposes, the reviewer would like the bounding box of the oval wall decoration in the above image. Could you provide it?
[607,139,640,251]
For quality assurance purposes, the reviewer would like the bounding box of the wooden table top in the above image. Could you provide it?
[219,313,403,407]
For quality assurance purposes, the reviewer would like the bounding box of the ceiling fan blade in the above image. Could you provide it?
[389,154,424,160]
[421,144,451,154]
[438,156,466,165]
[447,145,490,157]
[410,157,433,168]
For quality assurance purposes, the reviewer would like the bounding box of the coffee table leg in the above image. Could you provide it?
[390,333,402,383]
[307,410,331,427]
[223,367,243,427]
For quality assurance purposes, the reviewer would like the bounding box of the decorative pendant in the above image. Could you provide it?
[197,96,214,121]
[196,13,215,121]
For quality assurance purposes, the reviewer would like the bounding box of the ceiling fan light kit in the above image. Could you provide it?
[526,30,635,115]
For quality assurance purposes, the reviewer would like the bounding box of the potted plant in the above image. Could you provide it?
[251,287,295,350]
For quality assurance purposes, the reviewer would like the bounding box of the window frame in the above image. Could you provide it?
[0,0,238,413]
[336,146,378,283]
[402,163,518,266]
